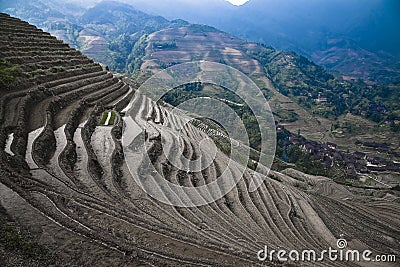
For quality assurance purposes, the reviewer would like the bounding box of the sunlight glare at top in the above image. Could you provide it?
[226,0,250,6]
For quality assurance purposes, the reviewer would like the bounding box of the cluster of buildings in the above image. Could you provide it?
[285,130,400,177]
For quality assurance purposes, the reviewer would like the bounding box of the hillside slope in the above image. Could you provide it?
[140,25,400,159]
[0,0,189,72]
[95,0,400,83]
[1,13,399,266]
[3,1,399,134]
[2,1,400,122]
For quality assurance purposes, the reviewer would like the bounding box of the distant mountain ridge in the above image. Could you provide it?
[106,0,400,83]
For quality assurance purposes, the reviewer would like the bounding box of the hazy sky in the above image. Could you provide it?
[226,0,249,6]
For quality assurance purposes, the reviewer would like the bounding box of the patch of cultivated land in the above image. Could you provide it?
[144,26,263,75]
[99,111,117,126]
[0,13,399,266]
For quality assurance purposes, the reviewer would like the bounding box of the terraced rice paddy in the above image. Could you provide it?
[144,26,264,75]
[0,13,399,266]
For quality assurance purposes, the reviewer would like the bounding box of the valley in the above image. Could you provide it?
[138,24,400,186]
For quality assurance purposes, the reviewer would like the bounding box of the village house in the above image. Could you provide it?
[316,93,327,103]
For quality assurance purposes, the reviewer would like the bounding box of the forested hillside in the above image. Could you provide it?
[95,0,400,84]
[1,0,188,72]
